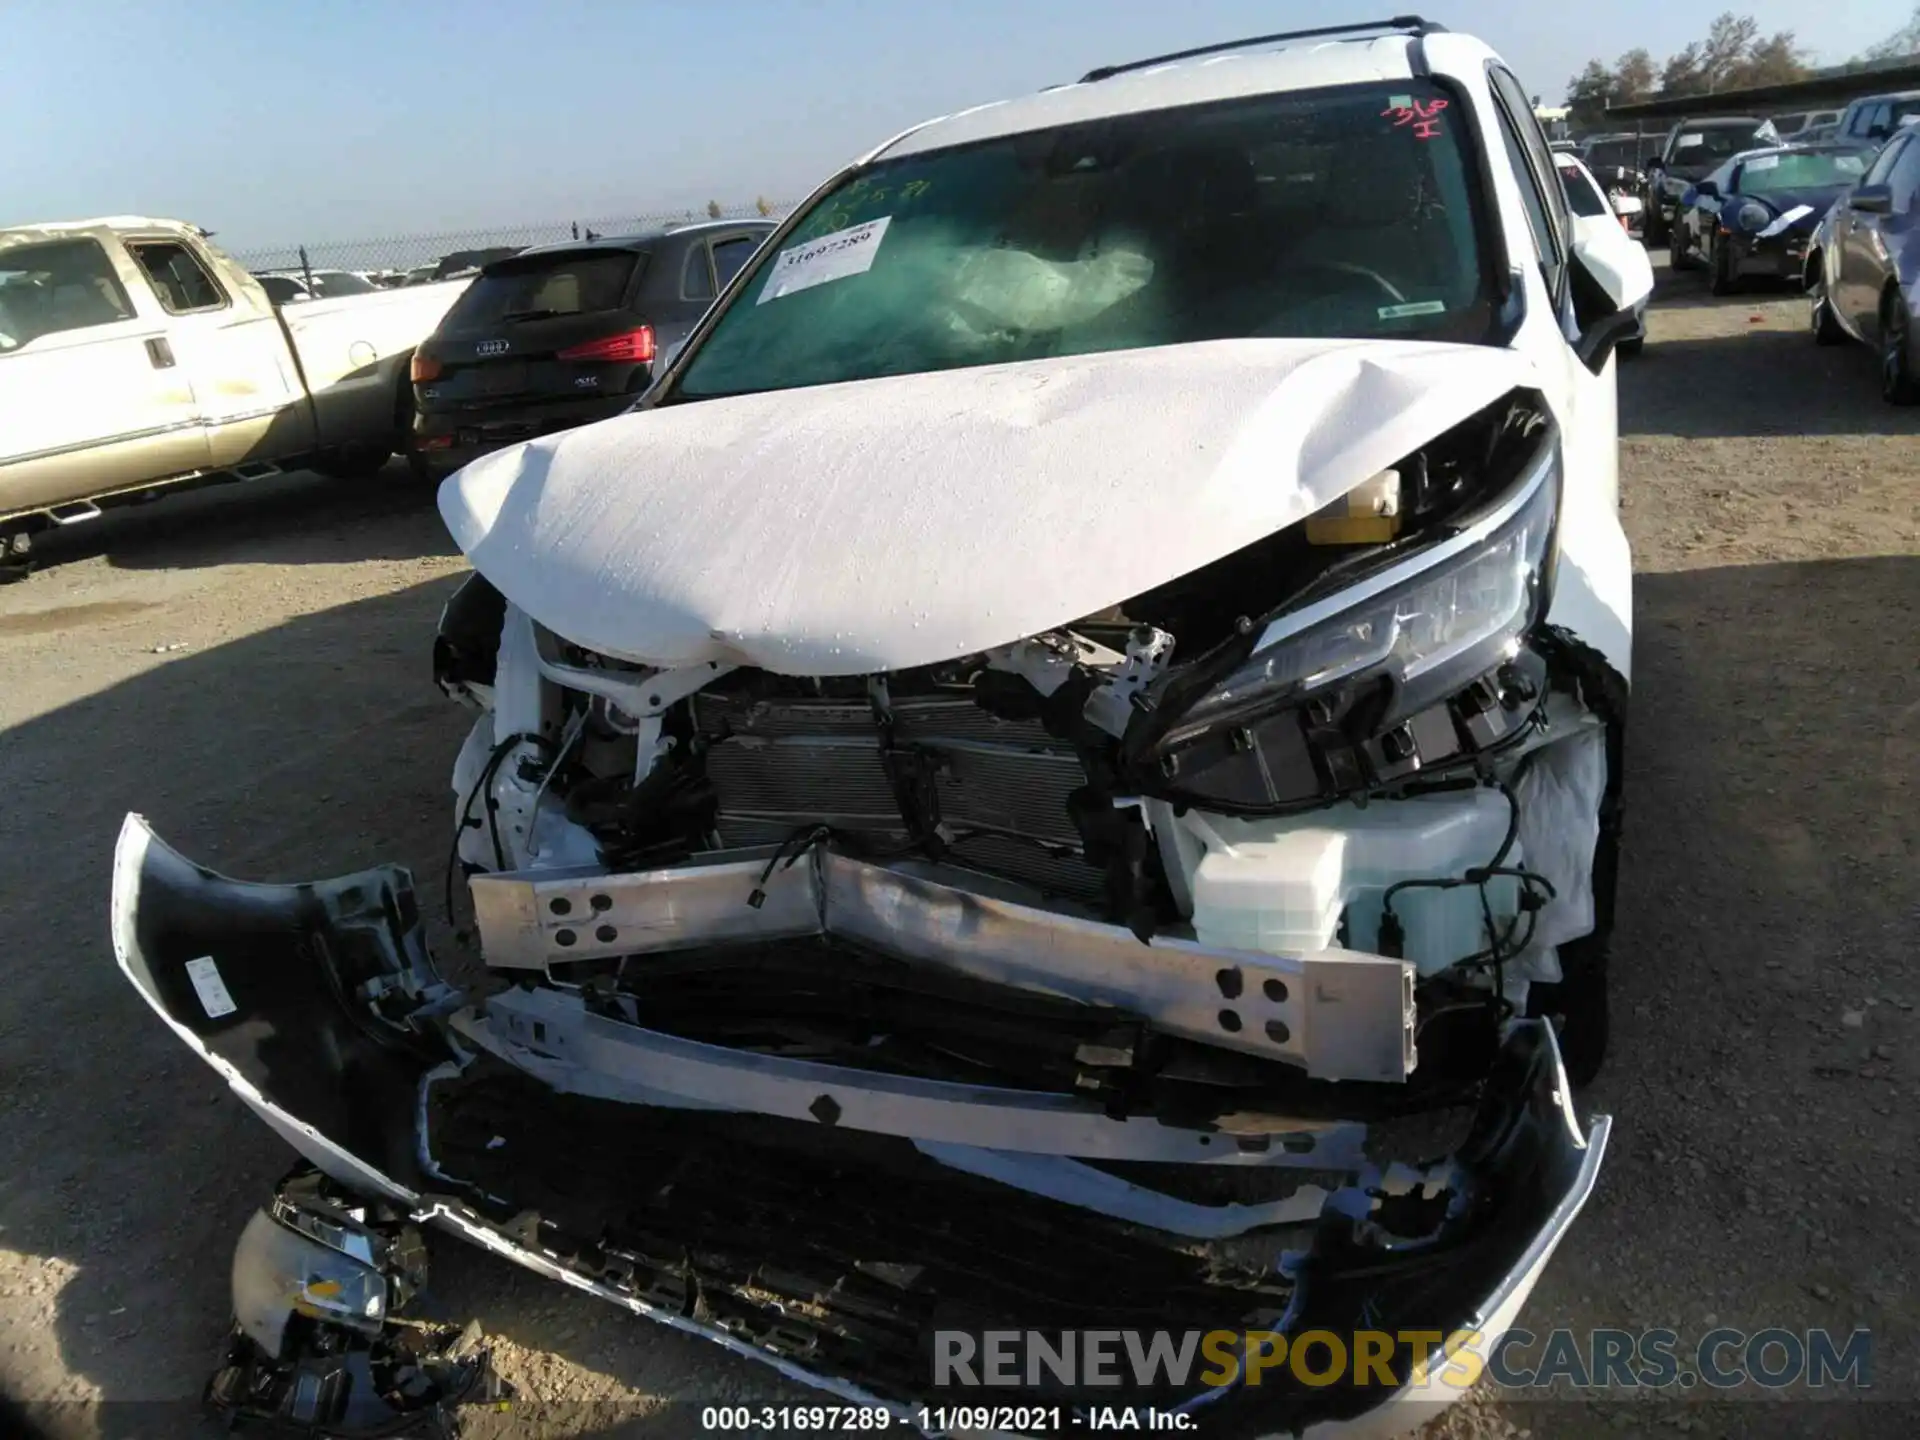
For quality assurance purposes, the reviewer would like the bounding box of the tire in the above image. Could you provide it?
[1531,934,1611,1088]
[315,446,393,480]
[1708,235,1739,296]
[1881,287,1920,404]
[0,530,31,584]
[1811,272,1847,346]
[1667,217,1692,271]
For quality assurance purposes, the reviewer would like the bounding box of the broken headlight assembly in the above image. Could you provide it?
[1137,435,1559,810]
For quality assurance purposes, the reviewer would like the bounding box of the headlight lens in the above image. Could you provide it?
[231,1207,387,1359]
[1164,446,1558,746]
[1735,200,1773,231]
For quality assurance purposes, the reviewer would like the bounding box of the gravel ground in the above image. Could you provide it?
[0,256,1914,1440]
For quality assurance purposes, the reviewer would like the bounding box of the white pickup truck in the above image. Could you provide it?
[0,216,473,564]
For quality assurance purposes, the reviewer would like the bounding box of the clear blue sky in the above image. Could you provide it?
[4,0,1907,247]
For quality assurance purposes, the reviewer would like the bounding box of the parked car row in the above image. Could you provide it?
[1645,112,1920,406]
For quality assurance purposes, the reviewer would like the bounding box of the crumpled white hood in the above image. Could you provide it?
[440,338,1536,674]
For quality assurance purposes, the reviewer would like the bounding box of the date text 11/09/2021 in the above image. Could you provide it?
[699,1408,1194,1432]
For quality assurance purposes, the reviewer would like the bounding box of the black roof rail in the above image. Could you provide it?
[1080,15,1445,84]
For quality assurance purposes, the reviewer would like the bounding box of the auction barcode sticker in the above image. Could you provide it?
[185,956,237,1019]
[758,217,891,304]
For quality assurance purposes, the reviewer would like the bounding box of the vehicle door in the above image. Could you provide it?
[1873,136,1920,336]
[1483,62,1634,664]
[1837,133,1910,331]
[0,228,209,516]
[121,235,312,470]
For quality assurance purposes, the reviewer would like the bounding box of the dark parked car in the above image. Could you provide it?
[1808,123,1920,401]
[1669,142,1869,294]
[1578,132,1646,194]
[1641,116,1778,243]
[1833,90,1920,148]
[409,221,774,471]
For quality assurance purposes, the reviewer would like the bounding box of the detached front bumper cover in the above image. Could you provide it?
[112,814,1609,1438]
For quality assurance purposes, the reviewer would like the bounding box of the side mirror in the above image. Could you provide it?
[1694,179,1720,199]
[1851,184,1893,214]
[1569,221,1654,374]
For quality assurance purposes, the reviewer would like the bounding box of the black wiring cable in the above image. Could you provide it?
[442,730,555,934]
[1378,776,1557,1021]
[743,819,1075,908]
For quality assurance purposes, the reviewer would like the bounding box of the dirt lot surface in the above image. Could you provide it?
[0,257,1914,1440]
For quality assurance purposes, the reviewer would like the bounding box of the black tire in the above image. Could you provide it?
[406,448,439,485]
[1531,935,1611,1088]
[1708,235,1739,296]
[1882,287,1920,404]
[315,446,393,480]
[1667,217,1692,271]
[1811,272,1847,346]
[0,531,31,584]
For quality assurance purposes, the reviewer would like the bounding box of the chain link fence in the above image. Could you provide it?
[229,201,790,283]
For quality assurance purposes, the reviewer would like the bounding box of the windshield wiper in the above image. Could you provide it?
[500,308,562,322]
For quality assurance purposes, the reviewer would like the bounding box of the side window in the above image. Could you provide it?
[1486,69,1567,296]
[711,236,758,290]
[1864,103,1893,139]
[0,238,136,351]
[1866,133,1907,187]
[682,244,716,302]
[1889,137,1920,213]
[127,241,226,314]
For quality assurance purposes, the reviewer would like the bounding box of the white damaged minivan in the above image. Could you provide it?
[115,17,1653,1437]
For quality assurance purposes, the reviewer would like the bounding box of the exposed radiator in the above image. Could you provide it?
[693,690,1105,900]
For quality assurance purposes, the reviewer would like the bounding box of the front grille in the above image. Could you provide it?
[694,690,1104,900]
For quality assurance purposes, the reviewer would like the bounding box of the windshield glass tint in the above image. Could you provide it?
[675,80,1492,401]
[1737,151,1866,193]
[443,251,641,328]
[1583,140,1641,172]
[1556,163,1610,217]
[1676,126,1769,159]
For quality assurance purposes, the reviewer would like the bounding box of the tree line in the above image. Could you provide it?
[1564,7,1920,128]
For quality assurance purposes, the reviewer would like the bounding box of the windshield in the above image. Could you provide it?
[1735,150,1867,194]
[674,79,1492,402]
[1675,125,1770,160]
[312,271,375,297]
[1582,140,1641,173]
[0,239,136,351]
[1556,162,1610,217]
[440,250,643,330]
